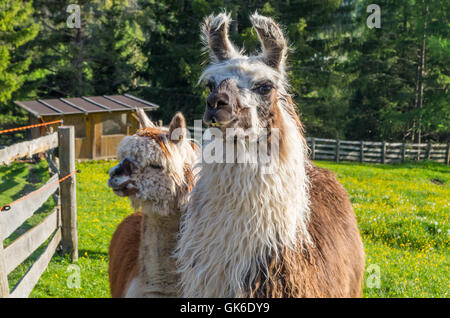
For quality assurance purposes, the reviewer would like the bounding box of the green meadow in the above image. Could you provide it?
[0,160,448,298]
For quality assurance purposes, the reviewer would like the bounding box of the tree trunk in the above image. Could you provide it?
[74,24,84,96]
[232,8,239,34]
[413,0,428,150]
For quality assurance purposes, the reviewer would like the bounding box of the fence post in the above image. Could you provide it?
[416,143,421,161]
[381,141,386,164]
[0,230,9,297]
[401,142,406,163]
[360,141,364,163]
[311,138,316,160]
[58,126,78,262]
[335,139,340,162]
[446,143,450,165]
[426,142,432,160]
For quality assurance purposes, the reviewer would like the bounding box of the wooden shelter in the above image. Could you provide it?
[14,94,158,160]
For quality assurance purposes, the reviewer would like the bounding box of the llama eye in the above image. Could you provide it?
[149,164,162,169]
[255,85,273,95]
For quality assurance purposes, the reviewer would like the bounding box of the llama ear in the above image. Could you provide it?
[250,13,287,70]
[136,108,155,129]
[201,12,239,62]
[169,112,187,144]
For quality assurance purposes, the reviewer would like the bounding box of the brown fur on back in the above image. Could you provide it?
[249,164,365,297]
[108,212,142,297]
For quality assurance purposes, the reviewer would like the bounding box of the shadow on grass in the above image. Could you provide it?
[2,161,56,246]
[13,162,48,200]
[77,249,108,260]
[0,164,26,196]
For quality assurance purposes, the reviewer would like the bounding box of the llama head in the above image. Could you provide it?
[200,12,299,143]
[108,110,198,215]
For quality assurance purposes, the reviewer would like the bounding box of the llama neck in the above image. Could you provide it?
[136,208,180,297]
[176,114,310,297]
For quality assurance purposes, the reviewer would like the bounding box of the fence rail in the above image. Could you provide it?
[9,229,62,298]
[187,127,449,165]
[0,133,58,165]
[0,126,77,298]
[0,174,59,241]
[3,209,58,275]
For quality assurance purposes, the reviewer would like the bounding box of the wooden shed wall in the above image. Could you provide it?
[31,111,140,160]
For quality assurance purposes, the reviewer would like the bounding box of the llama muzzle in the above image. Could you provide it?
[204,79,239,128]
[108,158,138,196]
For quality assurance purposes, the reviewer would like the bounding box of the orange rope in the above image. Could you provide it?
[0,170,79,212]
[0,120,63,135]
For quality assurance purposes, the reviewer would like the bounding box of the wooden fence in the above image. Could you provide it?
[187,127,449,165]
[0,126,78,298]
[307,137,449,164]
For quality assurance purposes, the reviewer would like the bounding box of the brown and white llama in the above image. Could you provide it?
[107,110,197,297]
[175,13,365,297]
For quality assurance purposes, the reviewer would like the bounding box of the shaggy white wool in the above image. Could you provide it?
[175,101,311,297]
[199,58,286,91]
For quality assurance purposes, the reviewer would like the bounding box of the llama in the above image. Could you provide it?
[175,13,365,297]
[107,110,198,297]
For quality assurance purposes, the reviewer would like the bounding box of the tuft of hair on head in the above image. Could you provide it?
[201,11,241,63]
[168,112,187,144]
[250,12,288,71]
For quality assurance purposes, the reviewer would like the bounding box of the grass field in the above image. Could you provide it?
[0,159,448,298]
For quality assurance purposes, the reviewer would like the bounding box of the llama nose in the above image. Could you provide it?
[207,92,229,109]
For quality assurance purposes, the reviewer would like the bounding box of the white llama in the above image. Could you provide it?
[107,110,197,297]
